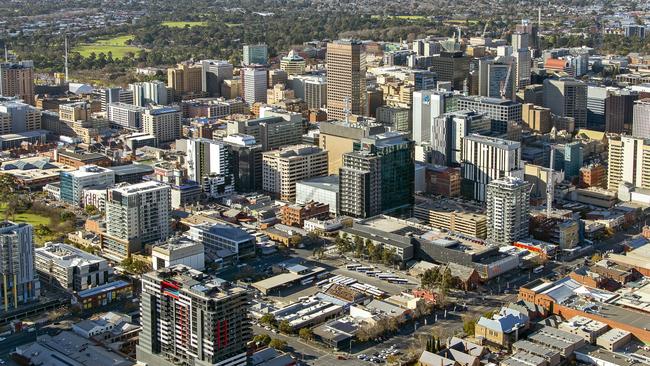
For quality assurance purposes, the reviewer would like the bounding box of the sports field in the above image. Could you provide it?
[74,35,141,58]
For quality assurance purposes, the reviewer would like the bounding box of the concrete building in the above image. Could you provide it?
[107,102,145,130]
[186,138,232,186]
[318,119,386,174]
[188,223,255,260]
[522,103,552,133]
[227,116,302,152]
[412,90,457,145]
[167,62,203,95]
[0,61,34,105]
[0,98,41,133]
[461,135,524,202]
[605,89,638,133]
[0,222,39,311]
[98,87,134,111]
[137,265,251,366]
[632,99,650,139]
[543,78,588,129]
[242,67,268,105]
[262,145,328,201]
[296,175,340,215]
[201,60,233,97]
[558,316,609,344]
[142,107,182,143]
[151,237,205,271]
[339,132,414,218]
[243,44,269,66]
[326,40,366,120]
[376,106,411,134]
[596,329,632,351]
[223,134,263,193]
[104,181,171,260]
[457,96,522,133]
[607,135,650,191]
[486,177,530,246]
[431,52,469,90]
[280,50,306,75]
[431,110,491,166]
[129,80,169,106]
[478,58,515,100]
[413,200,487,238]
[35,243,111,292]
[289,74,327,109]
[59,165,116,205]
[587,86,608,131]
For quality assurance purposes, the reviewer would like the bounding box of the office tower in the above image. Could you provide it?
[304,77,327,109]
[522,103,552,133]
[129,81,169,106]
[410,70,437,91]
[623,25,646,39]
[105,181,171,260]
[326,40,367,120]
[99,87,134,111]
[486,177,531,246]
[137,265,251,366]
[586,86,608,131]
[0,61,35,105]
[605,89,638,133]
[267,84,294,105]
[513,49,531,89]
[430,51,469,91]
[457,96,523,133]
[268,69,288,89]
[243,44,269,66]
[522,84,544,106]
[431,110,491,166]
[0,222,39,311]
[365,88,383,118]
[461,134,524,201]
[632,99,650,139]
[188,224,256,260]
[606,135,650,190]
[241,67,267,105]
[59,165,116,205]
[376,106,411,134]
[339,132,414,218]
[0,98,41,133]
[186,138,231,182]
[412,90,453,145]
[167,62,203,95]
[543,78,588,129]
[515,19,539,54]
[223,134,263,193]
[226,116,302,151]
[262,145,328,201]
[201,60,233,97]
[567,53,589,77]
[551,142,583,178]
[142,107,182,143]
[478,58,515,100]
[108,103,145,130]
[280,50,306,75]
[318,120,386,174]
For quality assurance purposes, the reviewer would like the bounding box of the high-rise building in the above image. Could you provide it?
[522,103,551,133]
[486,177,530,246]
[632,99,650,139]
[99,87,134,111]
[586,86,608,131]
[326,40,367,120]
[0,61,35,105]
[461,134,524,201]
[167,62,203,96]
[108,102,145,130]
[188,224,256,260]
[605,89,638,133]
[201,60,233,97]
[59,165,116,205]
[137,265,251,366]
[142,107,182,143]
[431,110,491,166]
[226,116,302,151]
[243,44,269,66]
[289,74,327,109]
[478,58,515,100]
[513,49,531,89]
[430,52,469,91]
[457,96,523,133]
[339,132,414,218]
[412,90,458,145]
[129,81,169,106]
[0,97,41,133]
[410,70,437,91]
[280,50,306,75]
[262,145,328,201]
[223,134,263,193]
[607,135,650,191]
[318,119,386,174]
[0,221,39,311]
[376,106,411,134]
[241,67,267,105]
[186,138,232,188]
[543,78,588,129]
[551,142,583,179]
[515,20,539,54]
[105,181,171,260]
[268,69,288,89]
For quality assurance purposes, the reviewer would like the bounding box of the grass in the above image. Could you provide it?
[161,21,208,28]
[0,203,73,245]
[73,35,141,59]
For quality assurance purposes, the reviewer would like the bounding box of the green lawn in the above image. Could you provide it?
[0,204,68,245]
[162,21,208,28]
[73,35,141,58]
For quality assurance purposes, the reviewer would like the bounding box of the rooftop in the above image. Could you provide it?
[36,243,106,268]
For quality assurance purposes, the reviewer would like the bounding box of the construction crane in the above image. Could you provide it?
[500,63,513,100]
[547,146,555,218]
[482,20,490,38]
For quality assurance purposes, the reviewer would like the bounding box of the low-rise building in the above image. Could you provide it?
[35,243,112,292]
[151,236,205,271]
[188,223,255,260]
[280,201,329,227]
[596,329,632,352]
[413,199,487,239]
[71,280,132,311]
[558,316,609,344]
[475,307,529,347]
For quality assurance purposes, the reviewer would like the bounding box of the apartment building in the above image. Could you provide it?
[226,116,302,152]
[59,165,116,205]
[0,61,35,105]
[142,107,182,143]
[35,243,111,291]
[486,177,531,246]
[0,222,39,311]
[262,145,328,201]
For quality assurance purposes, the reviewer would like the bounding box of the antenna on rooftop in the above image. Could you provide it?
[64,35,69,83]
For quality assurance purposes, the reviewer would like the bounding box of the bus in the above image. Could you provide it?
[356,266,373,273]
[388,278,409,284]
[346,264,361,270]
[533,265,544,274]
[300,277,314,286]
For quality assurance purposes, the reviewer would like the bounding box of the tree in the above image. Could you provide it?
[253,334,272,345]
[84,204,99,216]
[278,320,293,334]
[438,266,453,296]
[421,268,440,290]
[259,313,276,327]
[354,236,364,257]
[462,315,477,336]
[298,327,314,341]
[268,338,287,351]
[0,174,19,202]
[386,355,399,365]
